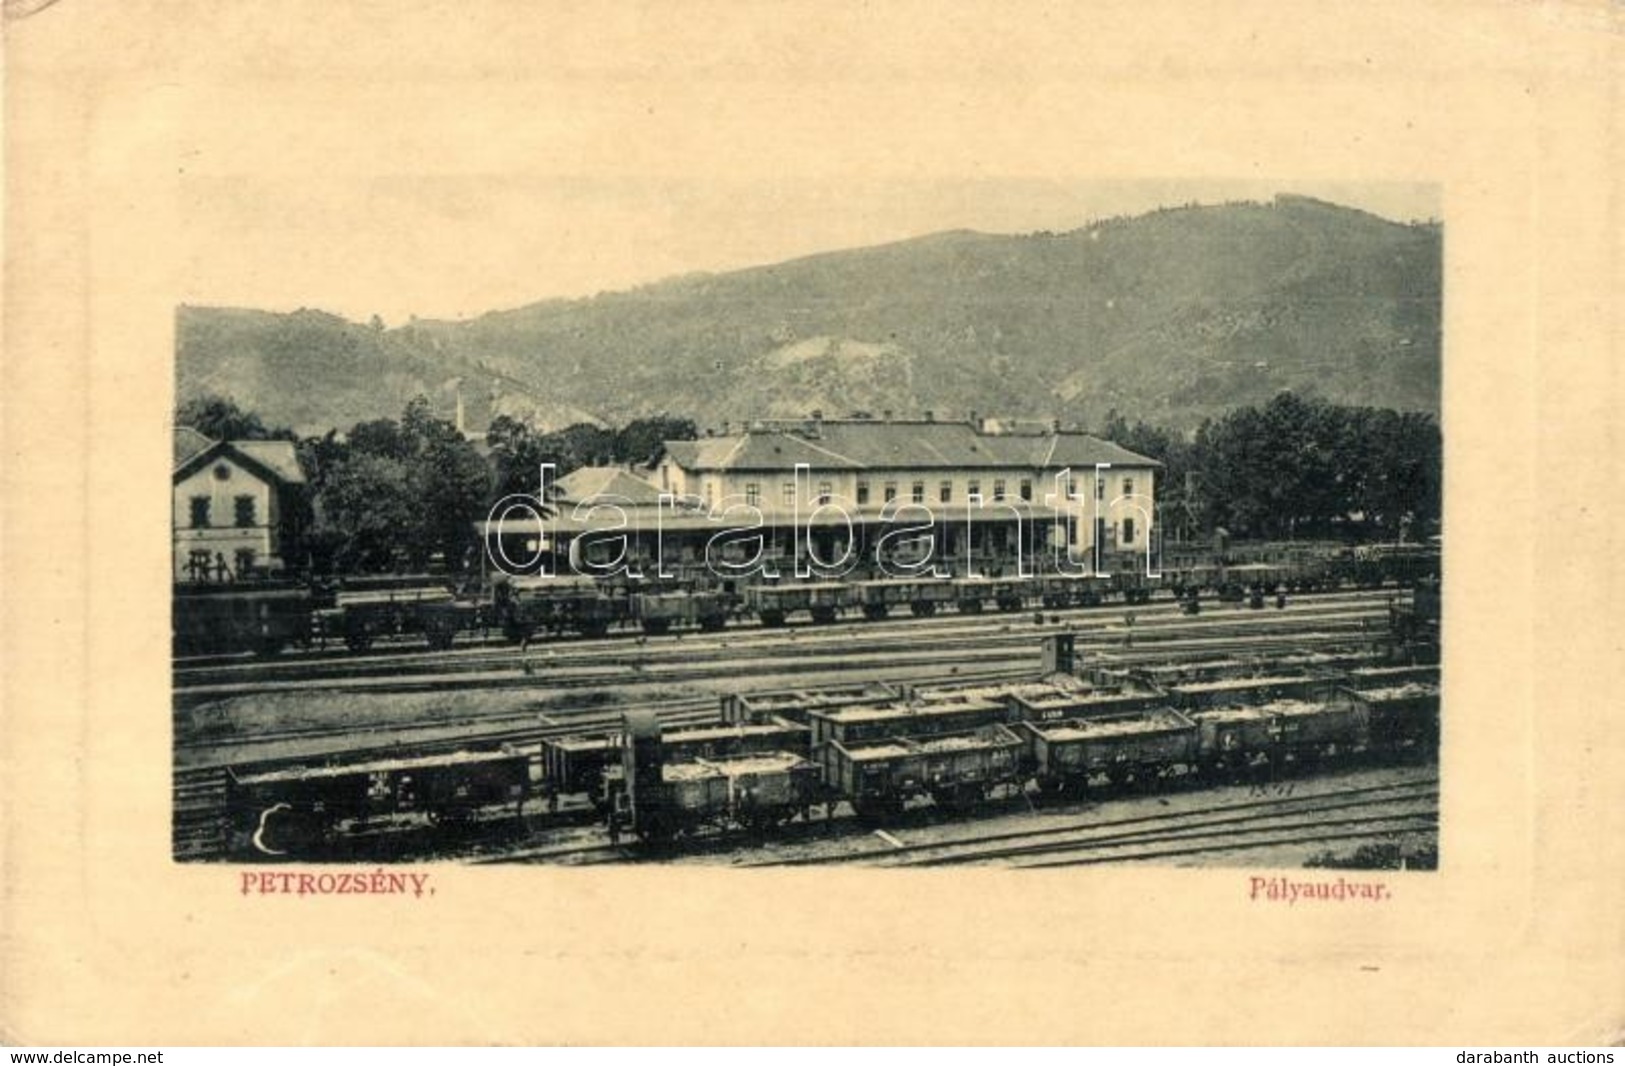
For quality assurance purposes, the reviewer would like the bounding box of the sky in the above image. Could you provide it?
[178,177,1440,326]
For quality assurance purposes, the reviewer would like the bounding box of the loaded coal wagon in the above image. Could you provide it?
[611,711,819,841]
[1186,697,1367,775]
[631,587,733,634]
[744,581,858,626]
[823,724,1026,819]
[720,680,901,725]
[1333,667,1441,755]
[491,573,630,640]
[541,716,810,811]
[805,694,1009,750]
[1022,707,1199,794]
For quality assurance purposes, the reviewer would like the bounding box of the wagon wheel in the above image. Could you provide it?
[425,628,455,652]
[641,618,672,636]
[697,614,728,632]
[344,630,373,653]
[910,602,937,617]
[758,610,786,628]
[254,636,286,659]
[959,599,984,615]
[862,604,889,621]
[502,620,533,644]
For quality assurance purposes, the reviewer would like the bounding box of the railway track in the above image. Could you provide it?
[733,777,1438,869]
[174,589,1401,688]
[174,595,1412,863]
[175,665,1036,861]
[174,596,1394,709]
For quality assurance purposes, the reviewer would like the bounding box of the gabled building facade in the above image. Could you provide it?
[172,434,308,582]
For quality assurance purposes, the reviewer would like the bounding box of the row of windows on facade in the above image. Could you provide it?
[721,476,1135,508]
[188,495,260,529]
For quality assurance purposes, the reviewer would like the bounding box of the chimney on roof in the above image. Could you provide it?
[811,409,823,422]
[705,427,715,438]
[722,420,731,436]
[925,410,935,423]
[970,409,981,432]
[882,409,893,421]
[1051,417,1062,433]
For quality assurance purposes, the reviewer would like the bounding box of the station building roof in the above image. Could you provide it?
[554,465,667,506]
[173,436,307,485]
[659,418,1161,473]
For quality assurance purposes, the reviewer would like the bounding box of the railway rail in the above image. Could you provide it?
[750,778,1438,868]
[174,590,1424,863]
[175,593,1395,710]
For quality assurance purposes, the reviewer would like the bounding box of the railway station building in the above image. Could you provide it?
[484,415,1160,580]
[172,429,309,583]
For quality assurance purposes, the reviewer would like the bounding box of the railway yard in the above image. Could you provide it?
[174,578,1441,869]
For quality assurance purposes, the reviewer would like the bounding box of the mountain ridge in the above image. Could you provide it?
[177,195,1440,434]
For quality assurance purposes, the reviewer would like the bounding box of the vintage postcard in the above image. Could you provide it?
[3,0,1620,1046]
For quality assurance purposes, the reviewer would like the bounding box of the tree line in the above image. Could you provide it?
[176,395,694,574]
[1101,391,1441,543]
[177,390,1439,574]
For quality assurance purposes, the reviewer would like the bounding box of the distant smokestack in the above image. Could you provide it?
[970,409,980,431]
[882,409,893,421]
[925,410,935,423]
[811,409,823,421]
[722,420,731,436]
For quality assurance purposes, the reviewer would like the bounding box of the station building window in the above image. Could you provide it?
[993,479,1006,501]
[1122,477,1134,498]
[939,480,952,503]
[856,481,870,506]
[911,481,925,504]
[781,483,795,509]
[745,483,760,507]
[234,494,257,528]
[1122,517,1136,545]
[1019,478,1032,501]
[817,481,832,504]
[884,482,897,503]
[967,479,981,500]
[189,495,211,529]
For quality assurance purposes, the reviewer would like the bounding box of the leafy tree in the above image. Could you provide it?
[311,452,417,572]
[176,394,293,441]
[615,415,698,466]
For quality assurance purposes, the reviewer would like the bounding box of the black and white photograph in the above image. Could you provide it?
[171,182,1443,871]
[10,0,1623,1048]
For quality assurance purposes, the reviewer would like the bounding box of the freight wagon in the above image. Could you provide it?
[720,680,901,725]
[806,695,1009,750]
[612,711,819,841]
[1023,707,1199,793]
[173,583,316,657]
[228,748,532,848]
[822,724,1026,819]
[539,716,810,810]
